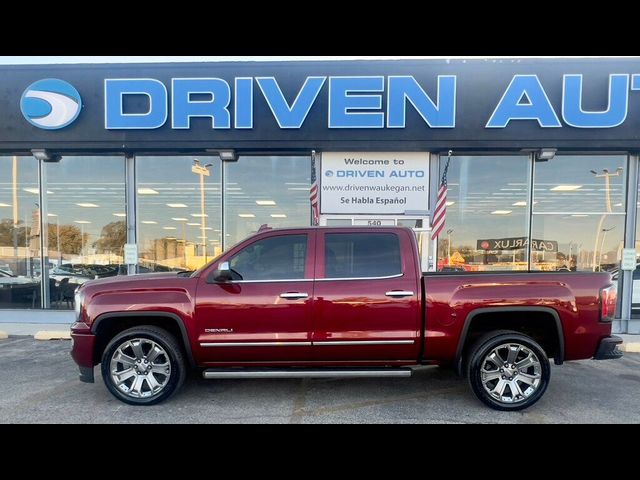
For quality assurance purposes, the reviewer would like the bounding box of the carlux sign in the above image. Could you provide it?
[98,74,640,130]
[26,73,637,131]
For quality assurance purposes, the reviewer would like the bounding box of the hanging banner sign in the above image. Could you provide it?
[320,152,429,215]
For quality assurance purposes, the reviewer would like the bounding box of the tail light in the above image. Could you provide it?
[600,284,617,322]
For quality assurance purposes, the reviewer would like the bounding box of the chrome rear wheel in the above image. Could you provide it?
[467,331,550,411]
[480,343,542,404]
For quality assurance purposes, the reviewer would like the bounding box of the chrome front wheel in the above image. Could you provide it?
[101,326,187,406]
[110,338,172,399]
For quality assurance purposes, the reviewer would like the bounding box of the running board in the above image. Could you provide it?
[202,368,413,380]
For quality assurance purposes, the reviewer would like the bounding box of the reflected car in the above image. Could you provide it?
[0,264,13,276]
[0,269,38,286]
[49,266,94,286]
[609,265,640,313]
[0,269,39,306]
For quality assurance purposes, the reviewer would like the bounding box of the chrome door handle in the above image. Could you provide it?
[280,292,309,300]
[385,291,414,298]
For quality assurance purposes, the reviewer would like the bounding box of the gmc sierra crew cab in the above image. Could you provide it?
[70,227,623,411]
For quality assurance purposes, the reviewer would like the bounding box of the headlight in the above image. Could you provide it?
[74,288,84,320]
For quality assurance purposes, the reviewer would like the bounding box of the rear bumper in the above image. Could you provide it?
[593,335,623,360]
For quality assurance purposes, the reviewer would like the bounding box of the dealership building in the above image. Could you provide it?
[1,57,640,334]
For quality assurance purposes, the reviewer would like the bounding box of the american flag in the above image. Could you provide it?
[431,152,452,240]
[310,155,319,226]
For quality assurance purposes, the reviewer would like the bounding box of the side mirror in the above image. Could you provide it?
[210,261,233,283]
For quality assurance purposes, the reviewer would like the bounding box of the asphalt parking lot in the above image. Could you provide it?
[1,336,639,424]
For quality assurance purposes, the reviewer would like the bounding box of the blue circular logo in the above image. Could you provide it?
[325,170,334,177]
[20,79,82,130]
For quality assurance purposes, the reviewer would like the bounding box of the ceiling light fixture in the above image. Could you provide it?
[24,188,53,195]
[238,214,256,218]
[167,203,188,208]
[256,200,277,206]
[76,203,99,208]
[551,185,583,191]
[138,188,159,195]
[491,210,513,215]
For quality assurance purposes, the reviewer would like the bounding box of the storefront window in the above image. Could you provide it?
[137,156,222,272]
[531,155,627,272]
[45,156,126,309]
[0,156,41,309]
[632,172,640,316]
[436,155,531,272]
[224,156,311,247]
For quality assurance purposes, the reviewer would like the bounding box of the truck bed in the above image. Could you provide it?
[422,271,614,363]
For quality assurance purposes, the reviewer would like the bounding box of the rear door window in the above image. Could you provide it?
[324,233,402,279]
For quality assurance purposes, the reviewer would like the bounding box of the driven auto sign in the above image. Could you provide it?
[320,152,429,215]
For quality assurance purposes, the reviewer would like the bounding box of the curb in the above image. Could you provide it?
[620,342,640,353]
[34,331,71,341]
[0,331,7,340]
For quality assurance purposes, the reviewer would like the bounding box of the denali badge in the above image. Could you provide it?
[205,328,234,334]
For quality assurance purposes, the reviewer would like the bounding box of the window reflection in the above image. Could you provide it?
[532,155,627,272]
[436,155,531,272]
[45,156,126,308]
[632,167,640,316]
[224,156,311,247]
[0,156,41,308]
[137,156,222,272]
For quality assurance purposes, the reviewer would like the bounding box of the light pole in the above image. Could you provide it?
[192,160,212,262]
[75,221,91,263]
[12,156,18,260]
[599,226,615,270]
[48,213,60,265]
[182,221,187,267]
[590,168,623,271]
[446,229,454,265]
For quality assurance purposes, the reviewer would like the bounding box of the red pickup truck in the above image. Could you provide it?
[70,227,622,411]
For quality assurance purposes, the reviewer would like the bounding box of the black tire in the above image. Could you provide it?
[101,326,187,406]
[466,330,550,411]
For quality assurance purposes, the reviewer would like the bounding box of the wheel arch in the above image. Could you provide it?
[91,311,195,367]
[455,306,565,376]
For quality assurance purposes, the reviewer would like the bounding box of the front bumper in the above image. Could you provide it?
[593,335,623,360]
[70,328,97,383]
